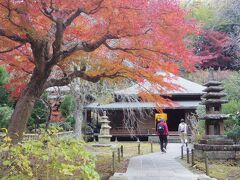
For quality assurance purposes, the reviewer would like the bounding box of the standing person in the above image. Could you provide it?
[178,118,188,147]
[156,118,169,153]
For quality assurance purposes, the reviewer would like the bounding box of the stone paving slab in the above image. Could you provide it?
[109,143,217,180]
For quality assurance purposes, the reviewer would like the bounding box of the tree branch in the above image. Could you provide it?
[103,42,175,59]
[0,1,33,40]
[49,33,117,65]
[88,0,105,14]
[64,8,83,27]
[0,44,24,53]
[40,0,57,22]
[0,28,28,43]
[76,33,118,52]
[64,0,104,27]
[43,69,123,89]
[52,20,64,54]
[103,42,140,52]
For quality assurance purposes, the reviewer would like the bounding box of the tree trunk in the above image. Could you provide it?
[8,94,37,143]
[74,101,83,138]
[8,68,50,143]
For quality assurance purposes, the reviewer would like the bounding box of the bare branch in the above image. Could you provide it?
[88,0,105,14]
[0,44,24,53]
[40,0,57,22]
[44,69,124,89]
[64,0,104,27]
[103,42,140,52]
[0,28,28,43]
[80,33,117,52]
[104,42,175,60]
[0,2,22,29]
[64,8,83,27]
[0,1,33,40]
[49,33,117,65]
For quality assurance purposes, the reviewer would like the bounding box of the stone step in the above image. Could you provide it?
[148,135,191,143]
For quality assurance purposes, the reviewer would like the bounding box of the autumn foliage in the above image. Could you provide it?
[195,30,236,70]
[0,0,199,142]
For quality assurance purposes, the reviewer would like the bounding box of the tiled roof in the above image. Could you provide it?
[114,73,204,96]
[85,101,201,110]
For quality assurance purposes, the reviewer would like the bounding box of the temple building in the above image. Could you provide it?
[85,74,205,138]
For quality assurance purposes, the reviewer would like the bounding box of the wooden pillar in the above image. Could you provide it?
[219,120,224,135]
[209,125,215,135]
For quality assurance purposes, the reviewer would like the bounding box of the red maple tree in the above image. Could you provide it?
[0,0,199,143]
[195,30,234,70]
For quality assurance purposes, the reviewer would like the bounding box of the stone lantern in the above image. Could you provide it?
[194,71,240,159]
[201,80,228,137]
[98,111,112,144]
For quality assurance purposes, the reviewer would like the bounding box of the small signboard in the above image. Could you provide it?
[155,113,167,122]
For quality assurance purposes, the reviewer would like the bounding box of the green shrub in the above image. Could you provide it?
[27,98,49,132]
[47,122,73,131]
[61,122,73,131]
[0,66,15,107]
[223,72,240,101]
[0,88,14,107]
[82,123,94,142]
[227,126,240,143]
[66,116,75,127]
[226,111,240,143]
[0,128,99,179]
[226,126,240,143]
[191,105,206,143]
[0,66,8,85]
[60,95,76,118]
[222,72,240,142]
[192,120,205,143]
[222,100,240,115]
[0,106,13,128]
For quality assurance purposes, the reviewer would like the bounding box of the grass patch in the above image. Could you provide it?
[86,141,161,179]
[179,156,240,180]
[194,160,240,180]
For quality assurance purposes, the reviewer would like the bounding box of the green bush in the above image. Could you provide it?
[222,100,240,131]
[59,95,76,130]
[82,123,94,142]
[223,72,240,101]
[0,128,99,179]
[27,99,49,132]
[222,72,240,142]
[47,122,73,131]
[0,67,15,107]
[0,88,14,107]
[226,111,240,143]
[0,66,8,85]
[192,120,205,143]
[226,126,240,143]
[60,95,76,118]
[222,100,240,115]
[0,106,13,128]
[66,116,75,127]
[191,105,206,143]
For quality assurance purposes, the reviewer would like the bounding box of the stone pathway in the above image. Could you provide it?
[110,143,216,180]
